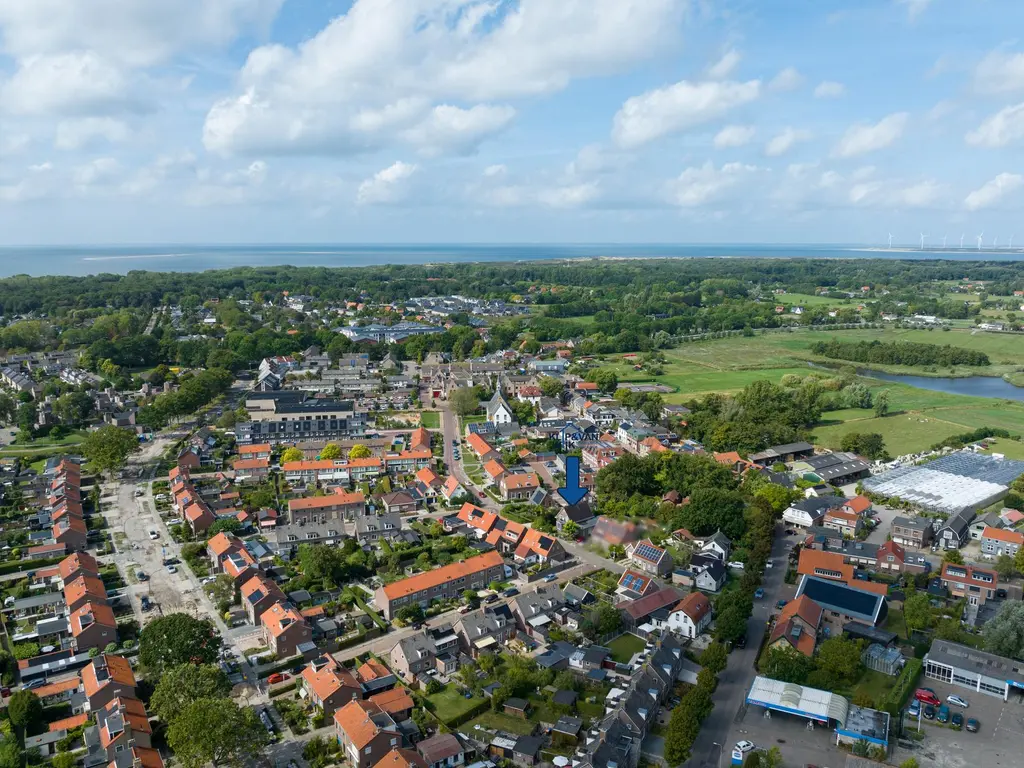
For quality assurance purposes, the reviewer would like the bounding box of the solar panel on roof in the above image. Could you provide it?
[636,543,661,561]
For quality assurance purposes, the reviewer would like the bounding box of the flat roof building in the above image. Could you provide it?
[924,639,1024,701]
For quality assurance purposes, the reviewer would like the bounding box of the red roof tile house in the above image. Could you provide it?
[241,573,287,625]
[822,509,863,538]
[82,655,137,712]
[368,687,414,722]
[58,551,99,586]
[666,592,712,639]
[483,459,507,487]
[301,655,361,716]
[513,528,566,565]
[288,491,367,524]
[261,601,312,658]
[456,504,498,538]
[374,749,426,768]
[334,700,402,768]
[842,496,873,516]
[374,551,505,620]
[63,574,108,614]
[207,531,245,570]
[52,516,88,553]
[981,526,1024,558]
[238,443,272,461]
[767,595,823,657]
[940,562,997,606]
[70,602,118,653]
[184,501,216,536]
[233,457,270,482]
[95,697,152,760]
[590,517,638,548]
[500,472,540,501]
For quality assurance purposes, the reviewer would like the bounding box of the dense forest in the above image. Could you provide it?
[810,339,991,367]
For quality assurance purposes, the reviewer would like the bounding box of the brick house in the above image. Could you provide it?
[499,473,540,501]
[940,562,997,607]
[261,601,312,658]
[241,573,286,625]
[891,516,933,549]
[70,602,118,653]
[82,654,137,711]
[301,655,361,716]
[334,700,402,768]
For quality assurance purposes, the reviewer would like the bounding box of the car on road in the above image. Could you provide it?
[754,588,764,599]
[166,565,178,574]
[923,704,936,720]
[503,588,519,597]
[952,712,964,729]
[735,634,747,649]
[267,673,289,684]
[947,694,969,708]
[543,574,558,582]
[148,530,159,540]
[966,718,980,733]
[765,560,774,569]
[735,741,755,754]
[140,596,151,612]
[478,491,485,498]
[775,599,788,609]
[136,570,148,581]
[134,489,144,497]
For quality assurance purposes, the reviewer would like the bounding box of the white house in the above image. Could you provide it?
[783,496,844,528]
[695,531,731,561]
[486,390,515,426]
[667,592,712,639]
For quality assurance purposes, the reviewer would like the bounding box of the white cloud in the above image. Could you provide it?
[0,52,145,116]
[356,161,418,205]
[813,81,845,98]
[401,104,516,156]
[896,0,932,20]
[764,128,812,157]
[55,118,130,150]
[120,151,197,196]
[832,112,908,157]
[965,103,1024,148]
[612,79,760,148]
[483,164,506,177]
[707,49,740,79]
[974,50,1024,95]
[72,157,122,187]
[203,0,683,156]
[964,173,1024,211]
[665,161,757,207]
[537,182,600,208]
[768,67,803,92]
[895,181,944,207]
[849,177,945,208]
[713,125,755,148]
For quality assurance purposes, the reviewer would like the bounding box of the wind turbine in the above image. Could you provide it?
[942,235,947,249]
[994,235,999,249]
[977,232,984,250]
[960,233,965,249]
[888,233,894,249]
[920,233,927,250]
[1009,235,1014,250]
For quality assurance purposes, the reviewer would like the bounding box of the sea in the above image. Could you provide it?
[0,243,1022,278]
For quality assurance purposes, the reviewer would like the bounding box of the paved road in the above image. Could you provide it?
[685,524,792,768]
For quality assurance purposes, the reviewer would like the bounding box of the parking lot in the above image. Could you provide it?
[728,701,844,767]
[893,679,1024,768]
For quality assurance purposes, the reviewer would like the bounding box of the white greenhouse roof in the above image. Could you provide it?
[746,676,850,727]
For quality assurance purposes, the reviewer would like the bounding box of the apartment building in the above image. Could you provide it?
[374,552,505,620]
[287,490,366,524]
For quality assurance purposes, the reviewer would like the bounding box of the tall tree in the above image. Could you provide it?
[280,447,303,463]
[139,613,221,676]
[8,689,43,737]
[81,425,138,476]
[150,664,233,724]
[320,443,343,460]
[903,592,932,639]
[874,389,890,417]
[166,698,267,768]
[983,602,1024,659]
[449,387,480,418]
[347,444,371,459]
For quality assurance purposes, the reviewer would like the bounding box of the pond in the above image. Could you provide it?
[858,369,1024,402]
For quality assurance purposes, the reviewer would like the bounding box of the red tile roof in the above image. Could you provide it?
[380,551,503,600]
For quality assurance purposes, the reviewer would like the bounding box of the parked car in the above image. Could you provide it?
[908,699,920,717]
[24,679,47,690]
[996,588,1008,599]
[735,634,747,649]
[543,574,558,583]
[754,588,765,599]
[735,741,755,753]
[136,570,148,581]
[775,599,788,609]
[951,712,964,729]
[140,596,151,612]
[947,695,969,708]
[267,673,289,685]
[966,718,980,733]
[923,704,936,720]
[148,530,159,540]
[937,704,950,723]
[915,689,941,706]
[503,588,519,597]
[765,560,774,569]
[166,565,178,574]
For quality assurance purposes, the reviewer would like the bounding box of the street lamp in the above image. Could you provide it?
[712,742,725,768]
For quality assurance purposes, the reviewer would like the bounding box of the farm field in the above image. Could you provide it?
[590,327,1024,455]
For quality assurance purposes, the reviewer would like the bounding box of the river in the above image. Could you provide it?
[858,369,1024,402]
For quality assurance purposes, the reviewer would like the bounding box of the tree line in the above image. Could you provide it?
[811,339,990,367]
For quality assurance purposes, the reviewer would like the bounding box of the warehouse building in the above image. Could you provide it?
[924,639,1024,701]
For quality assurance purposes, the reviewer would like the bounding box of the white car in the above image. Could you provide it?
[947,695,969,708]
[735,741,755,753]
[166,565,178,574]
[727,561,745,570]
[765,560,774,569]
[148,530,159,540]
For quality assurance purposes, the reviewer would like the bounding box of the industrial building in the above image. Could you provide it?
[924,639,1024,701]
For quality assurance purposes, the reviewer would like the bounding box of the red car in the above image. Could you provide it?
[267,673,289,685]
[914,689,941,706]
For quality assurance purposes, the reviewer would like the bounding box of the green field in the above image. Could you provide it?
[589,327,1024,456]
[420,411,440,429]
[425,685,487,722]
[607,633,646,663]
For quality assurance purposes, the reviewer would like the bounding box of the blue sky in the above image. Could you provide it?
[0,0,1021,246]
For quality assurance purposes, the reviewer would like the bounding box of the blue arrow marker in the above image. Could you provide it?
[557,455,587,505]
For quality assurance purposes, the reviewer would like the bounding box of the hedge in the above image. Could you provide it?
[0,555,65,576]
[882,657,923,712]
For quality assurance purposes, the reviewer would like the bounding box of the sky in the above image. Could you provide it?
[0,0,1022,246]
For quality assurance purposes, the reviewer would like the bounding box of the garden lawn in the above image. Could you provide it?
[885,609,908,641]
[425,685,487,722]
[465,710,537,736]
[852,670,897,709]
[607,633,646,664]
[420,412,440,429]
